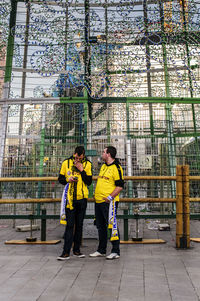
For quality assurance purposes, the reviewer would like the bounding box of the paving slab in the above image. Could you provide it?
[0,219,200,300]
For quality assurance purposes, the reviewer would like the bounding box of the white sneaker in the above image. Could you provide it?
[89,251,106,257]
[106,253,120,260]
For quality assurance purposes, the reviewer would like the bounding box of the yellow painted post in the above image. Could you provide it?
[176,165,183,248]
[182,165,190,248]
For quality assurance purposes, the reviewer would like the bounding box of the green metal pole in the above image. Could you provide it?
[84,0,92,120]
[32,144,36,216]
[83,103,88,149]
[159,1,176,209]
[64,3,68,96]
[181,0,200,210]
[4,0,17,86]
[181,0,200,171]
[143,0,157,205]
[105,0,110,143]
[83,0,94,202]
[126,102,133,199]
[0,0,17,178]
[37,128,45,215]
[59,96,200,104]
[84,102,93,198]
[37,104,46,215]
[180,0,193,98]
[124,102,132,240]
[105,0,109,97]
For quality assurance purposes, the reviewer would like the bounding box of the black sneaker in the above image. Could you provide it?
[73,252,85,258]
[57,253,70,260]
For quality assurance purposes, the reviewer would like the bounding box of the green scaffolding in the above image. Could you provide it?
[0,0,200,218]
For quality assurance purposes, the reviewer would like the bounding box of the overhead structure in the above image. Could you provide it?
[0,0,200,214]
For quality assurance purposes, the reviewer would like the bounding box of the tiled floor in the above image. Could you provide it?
[0,219,200,300]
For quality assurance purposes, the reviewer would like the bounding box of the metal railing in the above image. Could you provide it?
[0,165,196,248]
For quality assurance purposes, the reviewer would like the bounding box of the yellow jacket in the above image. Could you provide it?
[58,156,92,208]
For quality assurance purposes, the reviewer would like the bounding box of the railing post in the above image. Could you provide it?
[176,165,183,248]
[182,165,190,248]
[123,209,129,241]
[41,209,46,241]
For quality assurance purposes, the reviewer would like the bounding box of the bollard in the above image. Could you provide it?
[41,209,46,241]
[176,165,183,248]
[26,214,37,242]
[176,165,190,249]
[123,209,128,241]
[182,165,190,248]
[132,208,142,241]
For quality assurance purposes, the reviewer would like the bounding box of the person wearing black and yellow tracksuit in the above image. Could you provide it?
[57,146,92,260]
[90,146,124,260]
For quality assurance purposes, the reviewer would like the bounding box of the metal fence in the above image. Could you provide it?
[1,99,200,215]
[0,165,197,248]
[1,1,200,218]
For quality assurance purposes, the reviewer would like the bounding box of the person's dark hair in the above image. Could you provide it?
[106,146,117,159]
[74,146,85,156]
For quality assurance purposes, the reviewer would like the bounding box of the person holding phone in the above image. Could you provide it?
[57,146,92,260]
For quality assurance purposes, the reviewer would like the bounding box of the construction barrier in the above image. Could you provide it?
[0,165,196,249]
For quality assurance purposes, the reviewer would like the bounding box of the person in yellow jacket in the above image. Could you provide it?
[90,146,124,260]
[57,146,92,260]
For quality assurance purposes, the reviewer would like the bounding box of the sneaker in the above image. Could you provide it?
[89,251,106,257]
[106,253,120,260]
[73,252,85,258]
[57,253,70,261]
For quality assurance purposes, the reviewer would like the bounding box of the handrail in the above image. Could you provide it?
[0,197,176,204]
[0,175,176,182]
[0,177,57,182]
[189,176,200,180]
[0,166,193,249]
[189,198,200,202]
[0,175,177,204]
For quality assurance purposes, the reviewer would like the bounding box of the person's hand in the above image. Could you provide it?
[103,195,114,203]
[74,161,83,172]
[103,197,110,203]
[68,176,78,183]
